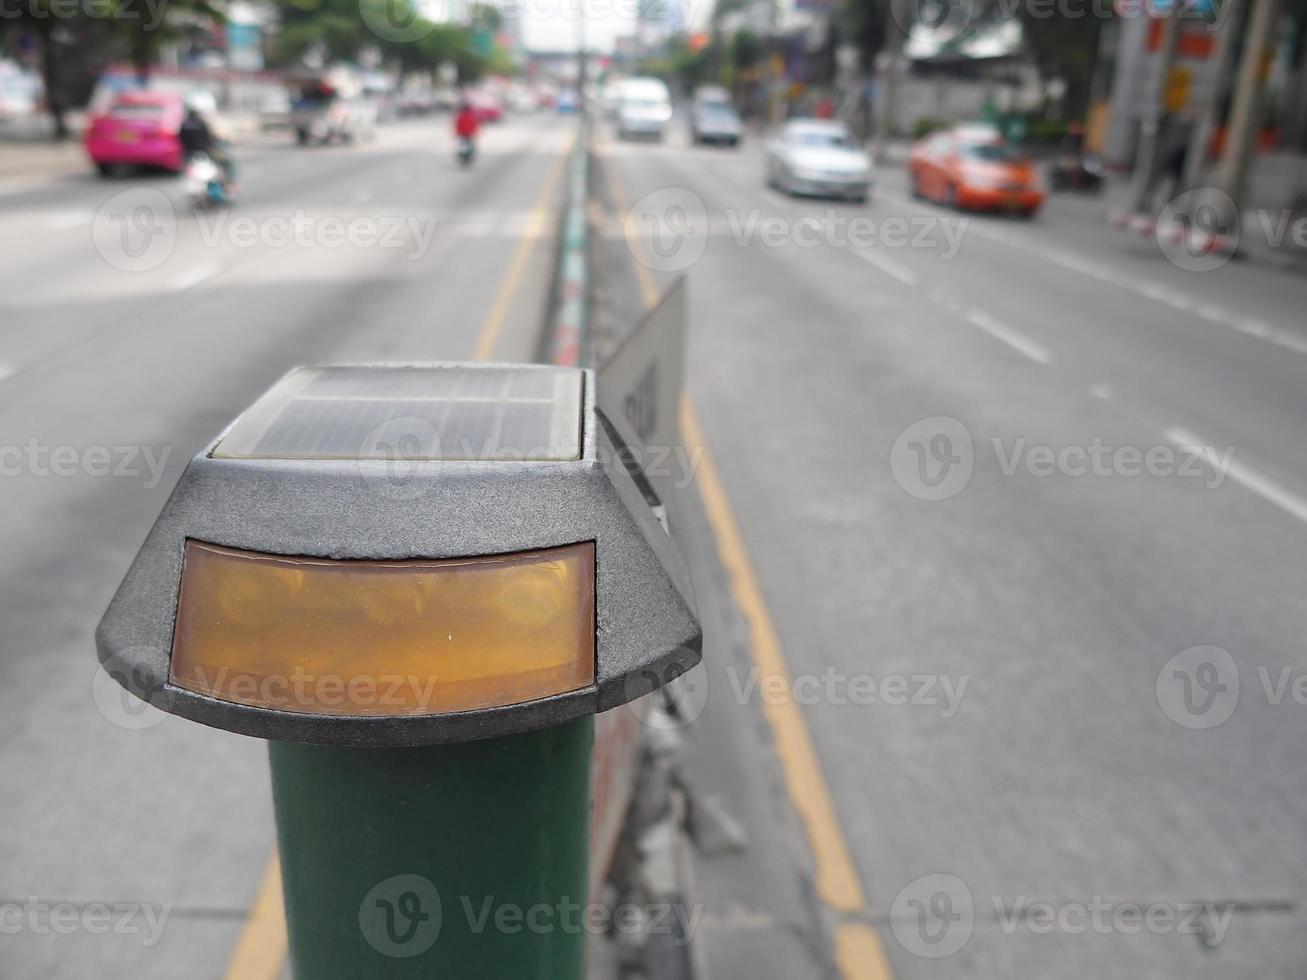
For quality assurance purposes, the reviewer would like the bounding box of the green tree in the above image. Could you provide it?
[109,0,225,84]
[840,0,892,75]
[1015,5,1110,120]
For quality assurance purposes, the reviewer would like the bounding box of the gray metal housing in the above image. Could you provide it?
[95,364,701,746]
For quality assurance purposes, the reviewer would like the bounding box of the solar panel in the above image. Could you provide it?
[212,365,584,462]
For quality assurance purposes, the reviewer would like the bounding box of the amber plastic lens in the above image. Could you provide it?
[170,541,595,716]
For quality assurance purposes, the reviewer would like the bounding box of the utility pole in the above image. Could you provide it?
[1212,0,1283,230]
[874,13,904,163]
[1130,12,1182,213]
[1181,0,1246,190]
[576,0,587,117]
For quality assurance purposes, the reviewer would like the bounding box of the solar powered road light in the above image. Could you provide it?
[95,363,701,978]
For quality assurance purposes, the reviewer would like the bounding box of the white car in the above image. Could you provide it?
[765,120,873,202]
[616,77,672,141]
[0,62,43,135]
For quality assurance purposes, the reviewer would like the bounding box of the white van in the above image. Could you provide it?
[616,77,672,141]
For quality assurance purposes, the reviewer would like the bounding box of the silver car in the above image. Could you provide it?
[691,101,743,147]
[765,120,872,202]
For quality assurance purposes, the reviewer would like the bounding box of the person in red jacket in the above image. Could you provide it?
[454,101,480,141]
[453,100,479,165]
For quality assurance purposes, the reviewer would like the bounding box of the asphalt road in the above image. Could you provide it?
[0,114,574,980]
[5,108,1307,980]
[596,120,1307,978]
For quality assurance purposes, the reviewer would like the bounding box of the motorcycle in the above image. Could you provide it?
[184,153,231,208]
[1048,151,1107,193]
[457,136,475,168]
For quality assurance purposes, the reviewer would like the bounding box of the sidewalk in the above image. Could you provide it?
[1098,177,1307,274]
[0,113,280,190]
[0,139,89,185]
[874,130,1307,274]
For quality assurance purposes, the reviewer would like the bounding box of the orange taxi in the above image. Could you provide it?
[908,124,1045,218]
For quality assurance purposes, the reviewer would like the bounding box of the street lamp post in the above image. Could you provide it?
[96,363,701,977]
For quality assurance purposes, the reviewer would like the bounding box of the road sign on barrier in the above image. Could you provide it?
[590,278,691,895]
[598,276,688,531]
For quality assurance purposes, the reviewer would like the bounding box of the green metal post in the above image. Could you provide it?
[268,717,594,979]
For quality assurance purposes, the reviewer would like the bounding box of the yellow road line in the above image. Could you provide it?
[598,136,892,978]
[599,151,660,310]
[836,922,895,980]
[222,129,577,980]
[680,398,894,979]
[222,859,286,980]
[471,144,571,361]
[678,399,863,911]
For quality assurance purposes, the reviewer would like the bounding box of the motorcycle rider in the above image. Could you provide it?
[179,91,235,192]
[454,99,479,160]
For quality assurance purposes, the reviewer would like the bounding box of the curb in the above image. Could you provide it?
[1108,207,1241,264]
[548,119,591,368]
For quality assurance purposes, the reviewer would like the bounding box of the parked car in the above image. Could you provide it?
[908,124,1045,217]
[290,87,374,145]
[691,100,743,146]
[469,89,503,123]
[258,90,292,132]
[765,119,872,202]
[599,78,625,119]
[616,77,672,141]
[0,62,42,122]
[85,90,186,175]
[1047,151,1106,192]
